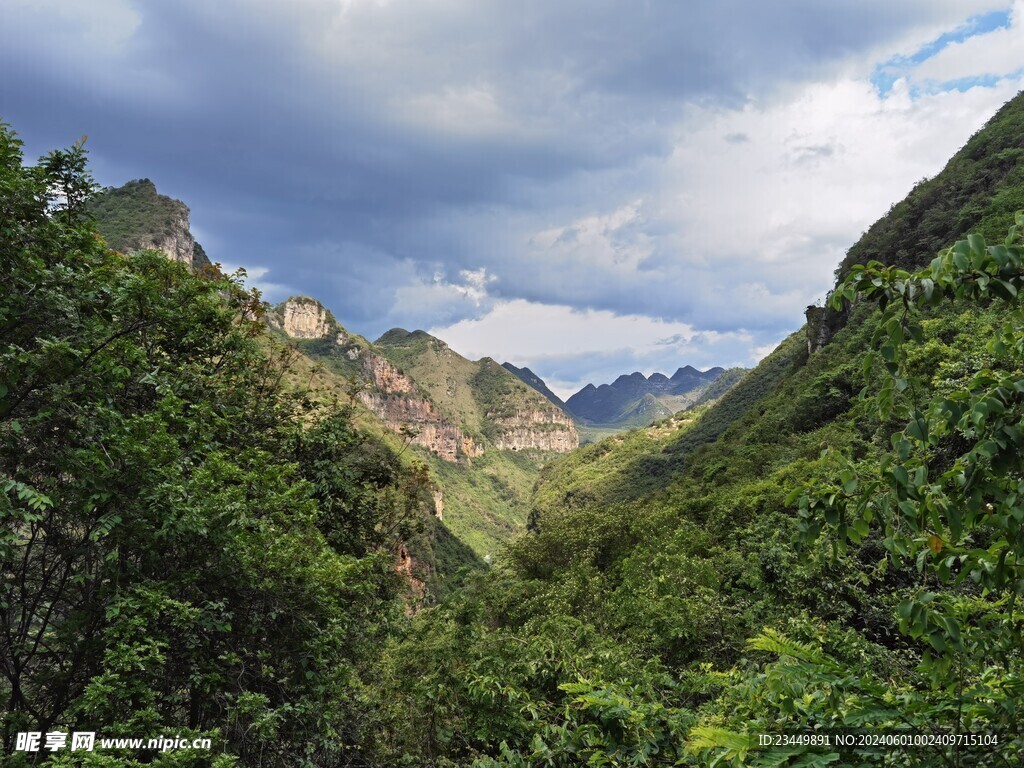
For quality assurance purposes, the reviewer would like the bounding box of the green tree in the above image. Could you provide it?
[691,215,1024,767]
[0,124,413,766]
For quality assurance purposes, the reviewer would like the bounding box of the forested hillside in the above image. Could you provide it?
[4,86,1024,768]
[0,127,456,764]
[365,91,1024,766]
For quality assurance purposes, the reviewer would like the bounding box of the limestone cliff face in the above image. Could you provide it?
[268,296,336,340]
[89,179,212,271]
[364,353,415,394]
[131,210,202,269]
[490,408,579,452]
[358,354,480,462]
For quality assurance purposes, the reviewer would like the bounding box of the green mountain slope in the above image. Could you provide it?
[368,91,1024,765]
[263,311,578,558]
[838,91,1024,278]
[374,329,577,447]
[502,362,566,408]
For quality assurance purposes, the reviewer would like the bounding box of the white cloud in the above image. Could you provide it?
[530,201,652,272]
[386,266,498,328]
[431,299,699,359]
[401,82,513,137]
[428,299,761,398]
[911,1,1024,85]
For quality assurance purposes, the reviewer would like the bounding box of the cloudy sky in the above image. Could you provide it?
[4,1,1024,397]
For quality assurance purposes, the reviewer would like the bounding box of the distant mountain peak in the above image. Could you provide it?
[376,328,447,349]
[671,365,699,378]
[566,364,731,427]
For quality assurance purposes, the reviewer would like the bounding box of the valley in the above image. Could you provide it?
[4,80,1024,767]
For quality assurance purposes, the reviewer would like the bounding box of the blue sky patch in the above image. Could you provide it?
[871,8,1012,96]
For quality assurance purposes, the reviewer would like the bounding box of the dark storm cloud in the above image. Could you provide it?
[0,0,1003,341]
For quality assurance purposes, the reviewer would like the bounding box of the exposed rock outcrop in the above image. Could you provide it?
[131,216,203,268]
[395,542,426,610]
[267,296,337,340]
[805,304,848,355]
[364,353,416,394]
[490,408,578,452]
[358,354,480,462]
[89,179,212,271]
[358,391,479,461]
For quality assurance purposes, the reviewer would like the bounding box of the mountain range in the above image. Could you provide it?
[88,179,744,558]
[14,85,1024,763]
[565,366,725,425]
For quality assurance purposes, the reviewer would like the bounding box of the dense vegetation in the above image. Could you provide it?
[4,86,1024,768]
[363,93,1024,766]
[0,126,440,765]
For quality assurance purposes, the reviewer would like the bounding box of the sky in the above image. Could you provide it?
[4,1,1024,398]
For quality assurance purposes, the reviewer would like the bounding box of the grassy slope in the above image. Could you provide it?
[375,329,489,435]
[373,329,578,557]
[425,449,552,560]
[374,329,570,438]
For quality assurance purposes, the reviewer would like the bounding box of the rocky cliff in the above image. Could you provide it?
[267,296,339,340]
[358,347,481,461]
[267,301,480,461]
[804,303,849,355]
[490,407,578,452]
[267,305,578,459]
[89,179,212,271]
[376,330,579,454]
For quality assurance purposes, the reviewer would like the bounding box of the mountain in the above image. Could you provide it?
[86,177,581,560]
[267,299,481,462]
[373,328,578,453]
[87,183,480,599]
[362,90,1024,763]
[565,365,728,427]
[264,302,578,557]
[89,179,213,271]
[502,362,566,408]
